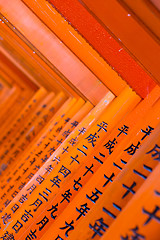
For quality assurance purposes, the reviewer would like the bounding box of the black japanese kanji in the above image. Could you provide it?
[76,203,90,220]
[60,189,72,203]
[146,144,160,161]
[122,182,136,199]
[143,205,160,225]
[73,177,82,191]
[60,220,74,237]
[104,138,117,154]
[89,218,108,238]
[86,188,102,203]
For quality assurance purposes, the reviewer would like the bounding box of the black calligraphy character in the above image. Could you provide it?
[97,121,108,132]
[60,189,72,203]
[36,216,49,231]
[73,177,82,191]
[117,125,129,137]
[104,138,117,154]
[89,218,108,238]
[0,231,15,240]
[57,139,63,146]
[60,220,74,237]
[52,156,60,164]
[36,175,44,185]
[34,165,40,171]
[12,220,23,233]
[83,164,94,176]
[1,212,11,225]
[76,203,90,220]
[70,155,79,165]
[41,155,48,163]
[68,137,77,146]
[85,133,99,147]
[21,210,33,223]
[19,182,26,191]
[58,165,71,178]
[30,198,43,212]
[11,204,19,213]
[94,152,105,164]
[62,146,69,154]
[71,121,79,128]
[26,173,34,181]
[78,127,86,135]
[122,182,136,199]
[143,205,160,225]
[103,207,116,219]
[141,126,154,140]
[50,176,61,188]
[1,213,11,225]
[77,145,87,156]
[103,173,115,187]
[4,199,11,208]
[45,164,53,174]
[124,142,141,155]
[47,203,58,219]
[19,194,28,204]
[146,144,160,161]
[39,188,51,202]
[48,147,56,156]
[86,188,102,203]
[62,130,71,138]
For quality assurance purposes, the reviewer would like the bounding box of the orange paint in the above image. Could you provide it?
[48,0,157,98]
